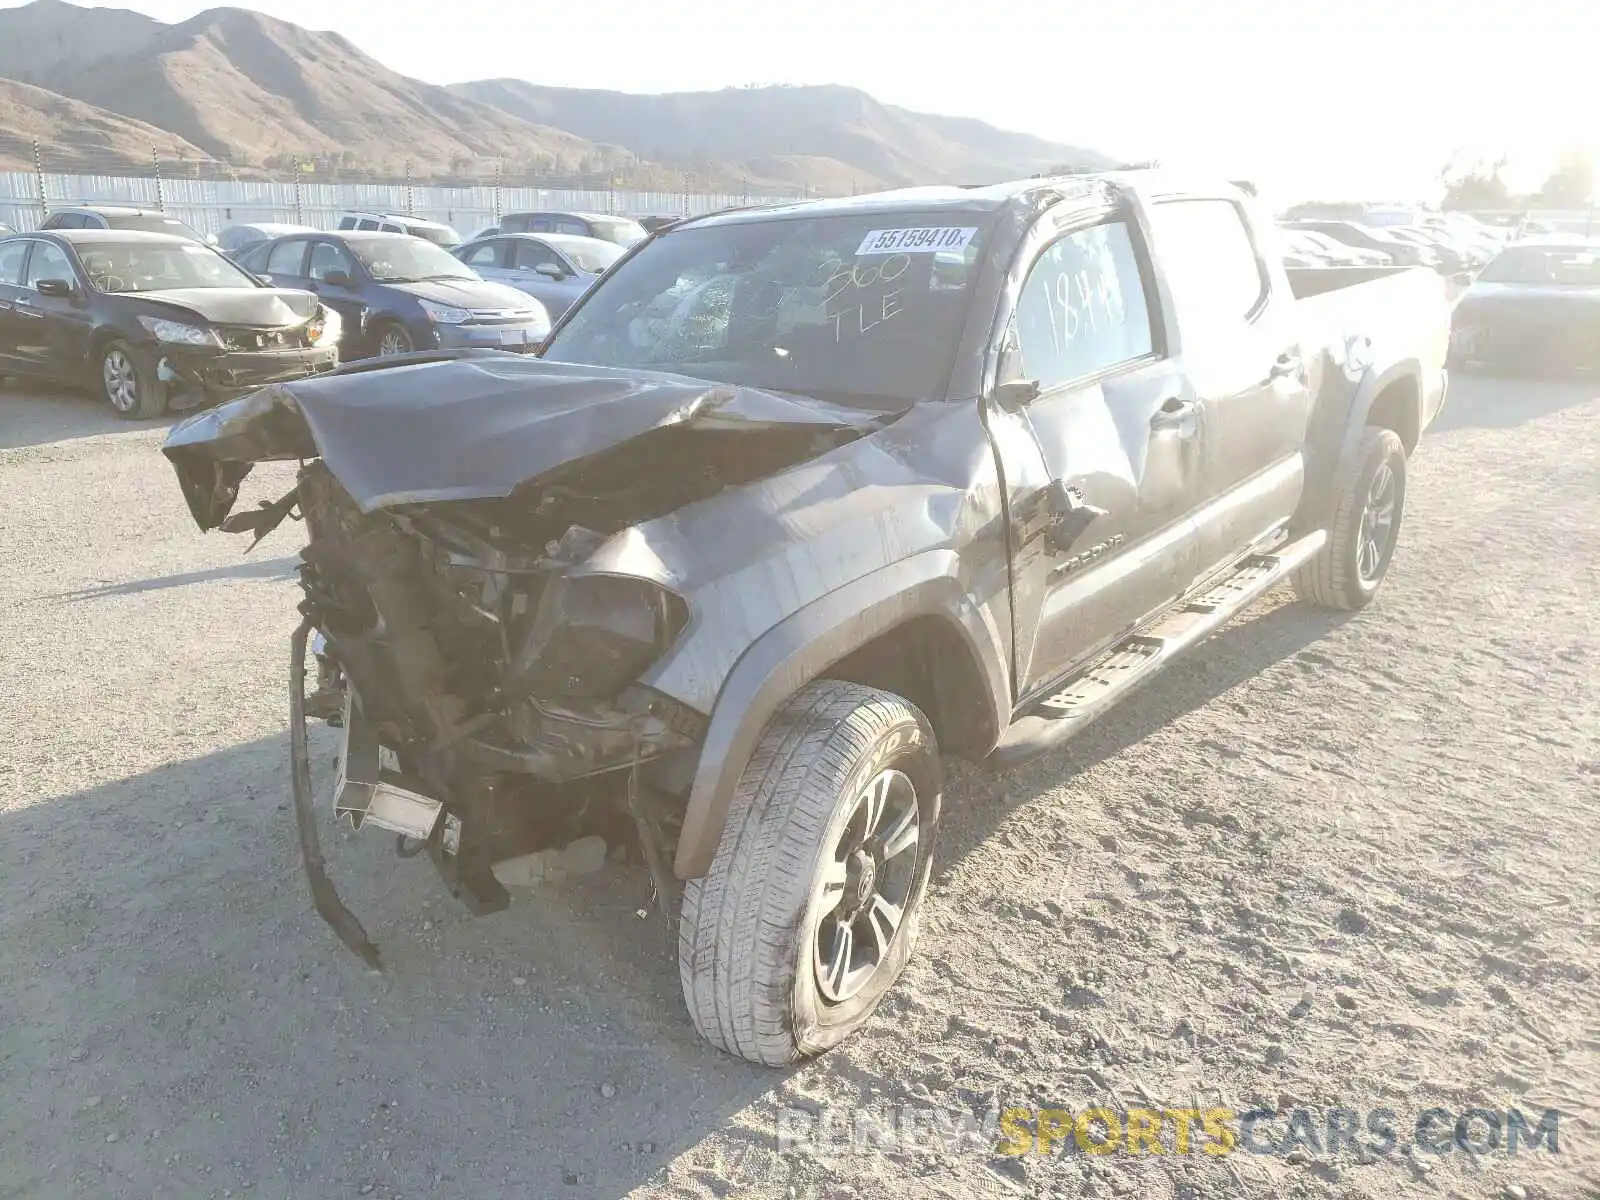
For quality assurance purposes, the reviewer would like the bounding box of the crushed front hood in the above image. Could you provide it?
[162,352,894,530]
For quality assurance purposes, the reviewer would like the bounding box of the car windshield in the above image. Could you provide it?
[591,217,648,247]
[1478,247,1600,286]
[351,237,478,282]
[542,213,989,406]
[108,214,200,237]
[553,238,624,273]
[79,241,258,292]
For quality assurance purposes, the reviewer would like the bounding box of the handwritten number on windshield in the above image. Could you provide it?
[817,253,912,342]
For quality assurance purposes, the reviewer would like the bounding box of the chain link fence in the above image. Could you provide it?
[0,133,813,235]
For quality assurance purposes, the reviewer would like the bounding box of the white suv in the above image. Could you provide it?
[334,212,461,248]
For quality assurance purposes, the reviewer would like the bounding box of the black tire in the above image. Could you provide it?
[1294,427,1406,611]
[371,321,413,358]
[678,679,942,1066]
[100,338,167,419]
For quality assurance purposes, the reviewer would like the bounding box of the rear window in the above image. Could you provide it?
[1149,200,1268,327]
[107,213,197,236]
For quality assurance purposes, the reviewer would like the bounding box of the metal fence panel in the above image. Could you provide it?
[0,170,794,233]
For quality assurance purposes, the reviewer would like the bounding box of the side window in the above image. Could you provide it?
[513,240,561,271]
[1014,220,1154,390]
[460,241,501,267]
[527,217,555,233]
[1148,200,1268,328]
[554,219,588,236]
[356,219,381,232]
[24,241,75,289]
[337,217,359,230]
[0,240,28,285]
[379,223,403,234]
[308,240,354,281]
[265,239,308,277]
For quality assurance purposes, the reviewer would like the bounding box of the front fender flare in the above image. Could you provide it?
[673,549,1010,878]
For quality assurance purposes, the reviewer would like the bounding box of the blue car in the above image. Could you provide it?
[237,231,550,358]
[453,232,625,320]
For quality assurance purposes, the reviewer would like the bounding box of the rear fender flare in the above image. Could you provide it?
[672,550,1010,878]
[1301,358,1421,528]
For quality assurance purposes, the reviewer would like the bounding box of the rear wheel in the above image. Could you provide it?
[100,339,167,419]
[678,680,941,1066]
[1294,427,1406,611]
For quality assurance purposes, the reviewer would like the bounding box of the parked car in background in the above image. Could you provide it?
[41,205,214,244]
[0,222,13,236]
[1280,228,1390,266]
[1449,239,1600,375]
[496,211,648,247]
[335,212,462,248]
[238,231,549,358]
[1288,220,1439,269]
[216,222,318,256]
[452,232,624,319]
[638,215,683,233]
[0,229,339,417]
[1382,225,1481,274]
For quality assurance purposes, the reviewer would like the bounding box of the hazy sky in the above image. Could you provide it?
[7,0,1596,201]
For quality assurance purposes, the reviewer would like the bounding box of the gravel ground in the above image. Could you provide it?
[1,374,1596,1200]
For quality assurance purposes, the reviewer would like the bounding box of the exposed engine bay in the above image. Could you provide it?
[161,351,895,961]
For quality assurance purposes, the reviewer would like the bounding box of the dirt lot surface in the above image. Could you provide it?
[1,375,1596,1200]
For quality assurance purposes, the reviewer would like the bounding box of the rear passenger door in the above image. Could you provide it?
[999,209,1207,698]
[1144,198,1312,576]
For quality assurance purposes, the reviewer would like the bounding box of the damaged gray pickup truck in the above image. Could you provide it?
[163,172,1450,1065]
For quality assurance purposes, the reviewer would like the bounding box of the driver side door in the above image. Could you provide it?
[997,210,1208,700]
[305,238,368,356]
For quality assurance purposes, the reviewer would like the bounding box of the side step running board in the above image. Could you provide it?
[989,530,1326,771]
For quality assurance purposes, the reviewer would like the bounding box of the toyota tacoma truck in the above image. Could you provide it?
[163,172,1450,1066]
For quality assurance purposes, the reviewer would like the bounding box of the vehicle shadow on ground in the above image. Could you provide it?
[1432,373,1599,434]
[1,600,1349,1199]
[0,383,170,451]
[47,555,298,600]
[935,598,1352,869]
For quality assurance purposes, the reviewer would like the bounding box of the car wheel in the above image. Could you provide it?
[678,679,941,1066]
[1294,426,1407,611]
[373,322,413,357]
[100,339,167,419]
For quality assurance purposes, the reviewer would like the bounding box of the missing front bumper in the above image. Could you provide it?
[159,346,340,411]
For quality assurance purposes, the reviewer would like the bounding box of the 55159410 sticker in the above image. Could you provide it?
[855,227,978,256]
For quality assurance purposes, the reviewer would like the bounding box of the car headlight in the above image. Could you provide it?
[419,300,473,325]
[513,575,688,702]
[138,316,221,347]
[307,305,341,348]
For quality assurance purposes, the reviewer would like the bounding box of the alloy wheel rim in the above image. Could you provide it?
[1357,462,1397,586]
[813,768,921,1004]
[378,330,410,356]
[103,350,137,412]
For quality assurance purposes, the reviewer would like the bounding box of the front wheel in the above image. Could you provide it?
[100,339,167,419]
[678,680,941,1066]
[372,321,413,358]
[1294,426,1407,611]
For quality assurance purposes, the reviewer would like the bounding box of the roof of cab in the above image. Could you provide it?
[672,169,1244,231]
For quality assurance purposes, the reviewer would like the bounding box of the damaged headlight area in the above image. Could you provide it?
[139,314,223,347]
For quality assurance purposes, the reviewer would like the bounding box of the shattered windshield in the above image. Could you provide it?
[540,213,991,405]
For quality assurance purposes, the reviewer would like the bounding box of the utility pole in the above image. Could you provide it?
[151,147,165,211]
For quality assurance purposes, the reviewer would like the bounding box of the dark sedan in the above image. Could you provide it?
[1449,239,1600,375]
[238,231,550,358]
[452,232,623,319]
[0,229,340,418]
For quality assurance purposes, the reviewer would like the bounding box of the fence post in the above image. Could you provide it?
[32,138,47,221]
[680,171,689,217]
[151,148,165,211]
[405,162,414,217]
[492,159,503,226]
[293,164,304,225]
